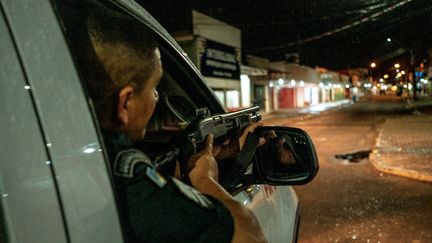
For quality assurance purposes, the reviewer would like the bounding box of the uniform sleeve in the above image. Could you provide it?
[117,175,234,243]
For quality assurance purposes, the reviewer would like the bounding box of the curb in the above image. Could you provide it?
[369,152,432,183]
[370,126,432,183]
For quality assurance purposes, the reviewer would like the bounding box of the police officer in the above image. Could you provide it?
[71,4,267,243]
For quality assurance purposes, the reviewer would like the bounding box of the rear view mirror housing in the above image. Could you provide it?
[250,126,319,186]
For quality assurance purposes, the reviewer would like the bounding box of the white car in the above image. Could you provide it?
[0,0,318,242]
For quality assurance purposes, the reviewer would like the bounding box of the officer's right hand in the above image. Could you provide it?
[186,135,268,243]
[187,134,219,186]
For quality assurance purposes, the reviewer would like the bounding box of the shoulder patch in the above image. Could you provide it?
[145,167,167,188]
[114,149,153,178]
[171,178,214,210]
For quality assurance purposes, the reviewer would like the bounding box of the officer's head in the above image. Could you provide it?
[77,8,162,141]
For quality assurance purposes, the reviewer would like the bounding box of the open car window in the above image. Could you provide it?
[52,0,231,179]
[50,0,218,239]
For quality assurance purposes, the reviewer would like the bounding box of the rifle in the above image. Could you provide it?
[153,106,262,170]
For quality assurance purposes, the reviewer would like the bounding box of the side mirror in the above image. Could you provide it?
[251,126,319,185]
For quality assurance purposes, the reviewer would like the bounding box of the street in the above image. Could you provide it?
[264,95,432,243]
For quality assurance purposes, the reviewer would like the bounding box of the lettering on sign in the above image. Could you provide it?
[199,39,240,80]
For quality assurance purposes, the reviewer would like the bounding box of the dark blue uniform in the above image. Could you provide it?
[103,131,234,242]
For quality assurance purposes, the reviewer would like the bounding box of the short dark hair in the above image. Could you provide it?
[73,6,158,123]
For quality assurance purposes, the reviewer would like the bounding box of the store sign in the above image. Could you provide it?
[200,39,240,80]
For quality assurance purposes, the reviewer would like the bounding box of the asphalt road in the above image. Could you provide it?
[265,95,432,243]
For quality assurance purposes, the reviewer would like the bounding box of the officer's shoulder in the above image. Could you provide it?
[114,148,152,178]
[114,148,168,188]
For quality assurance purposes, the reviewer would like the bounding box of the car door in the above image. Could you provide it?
[0,5,67,242]
[0,0,123,242]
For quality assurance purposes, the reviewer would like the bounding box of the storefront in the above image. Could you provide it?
[304,86,320,106]
[318,70,349,102]
[268,63,321,110]
[269,78,320,109]
[241,65,269,111]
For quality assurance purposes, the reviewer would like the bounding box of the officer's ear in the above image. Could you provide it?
[117,85,135,129]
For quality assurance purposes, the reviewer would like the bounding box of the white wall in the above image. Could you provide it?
[240,74,251,107]
[296,87,305,107]
[270,62,320,84]
[205,77,241,90]
[192,10,241,48]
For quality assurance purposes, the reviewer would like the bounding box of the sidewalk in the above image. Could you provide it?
[261,99,351,121]
[370,97,432,183]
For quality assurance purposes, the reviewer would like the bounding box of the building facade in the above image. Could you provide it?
[176,11,243,110]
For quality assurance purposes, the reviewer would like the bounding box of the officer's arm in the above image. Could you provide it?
[188,135,267,243]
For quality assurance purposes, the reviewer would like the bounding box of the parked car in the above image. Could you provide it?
[0,0,318,242]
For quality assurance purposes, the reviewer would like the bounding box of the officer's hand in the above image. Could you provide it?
[214,122,263,161]
[187,134,219,185]
[238,121,263,150]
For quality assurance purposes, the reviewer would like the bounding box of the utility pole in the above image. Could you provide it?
[410,49,417,100]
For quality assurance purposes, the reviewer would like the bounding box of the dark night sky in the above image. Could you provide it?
[138,0,432,71]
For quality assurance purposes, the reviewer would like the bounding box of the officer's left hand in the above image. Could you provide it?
[214,122,263,160]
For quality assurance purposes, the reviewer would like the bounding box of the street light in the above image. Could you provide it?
[370,62,376,68]
[394,63,400,69]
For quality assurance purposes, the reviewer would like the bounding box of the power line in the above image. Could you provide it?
[251,0,414,52]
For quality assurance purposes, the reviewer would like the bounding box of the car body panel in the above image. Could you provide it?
[1,0,123,242]
[0,5,66,242]
[234,185,299,243]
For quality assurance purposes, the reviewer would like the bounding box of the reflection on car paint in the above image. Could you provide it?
[80,142,100,155]
[245,185,261,201]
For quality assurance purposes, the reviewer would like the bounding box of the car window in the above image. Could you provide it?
[53,0,201,159]
[51,0,231,237]
[55,0,246,176]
